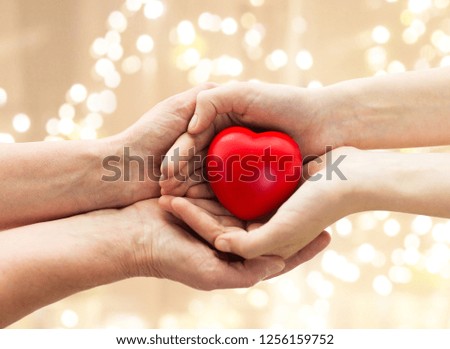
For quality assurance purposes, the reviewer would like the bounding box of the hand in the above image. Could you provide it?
[120,199,287,289]
[103,83,216,205]
[160,147,363,259]
[158,195,331,275]
[159,81,345,195]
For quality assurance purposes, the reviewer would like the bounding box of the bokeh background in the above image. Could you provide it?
[2,0,450,328]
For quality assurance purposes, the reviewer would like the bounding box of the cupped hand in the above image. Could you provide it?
[159,81,345,196]
[106,83,216,204]
[159,147,367,260]
[121,198,286,290]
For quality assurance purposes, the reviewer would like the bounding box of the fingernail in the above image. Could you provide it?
[159,174,166,182]
[215,238,231,253]
[188,114,198,133]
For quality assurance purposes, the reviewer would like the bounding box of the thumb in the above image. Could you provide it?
[214,222,283,259]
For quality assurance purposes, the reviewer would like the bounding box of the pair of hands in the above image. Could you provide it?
[114,82,368,290]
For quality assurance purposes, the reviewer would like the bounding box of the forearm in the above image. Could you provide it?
[0,135,137,229]
[323,67,450,149]
[0,207,137,327]
[351,151,450,218]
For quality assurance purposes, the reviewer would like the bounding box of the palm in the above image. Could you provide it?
[129,199,284,289]
[158,194,331,276]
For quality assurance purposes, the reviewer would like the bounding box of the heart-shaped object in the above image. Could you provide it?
[206,126,302,220]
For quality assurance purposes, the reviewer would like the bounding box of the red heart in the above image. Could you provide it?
[206,126,302,220]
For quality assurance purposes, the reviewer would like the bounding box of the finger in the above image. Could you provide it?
[161,125,216,179]
[214,220,286,259]
[160,149,207,196]
[158,195,183,220]
[301,152,328,183]
[265,231,331,280]
[168,196,231,244]
[186,183,215,199]
[189,83,254,134]
[207,256,285,290]
[161,167,205,197]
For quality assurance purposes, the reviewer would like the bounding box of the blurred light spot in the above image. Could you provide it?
[250,0,265,6]
[95,58,115,78]
[412,215,432,235]
[432,223,447,242]
[402,27,419,44]
[87,93,102,112]
[245,28,263,47]
[372,25,391,44]
[408,0,432,13]
[221,17,238,35]
[306,271,334,298]
[404,233,420,249]
[122,55,142,74]
[91,38,108,57]
[58,118,75,136]
[291,16,307,34]
[107,43,124,61]
[277,278,301,303]
[158,314,178,328]
[46,118,60,136]
[177,21,196,45]
[99,90,117,114]
[335,218,352,236]
[440,55,450,66]
[247,289,269,309]
[387,60,406,73]
[198,12,222,32]
[68,84,87,104]
[176,48,200,70]
[435,0,450,8]
[213,55,243,76]
[85,113,104,129]
[144,0,164,19]
[357,243,376,263]
[59,103,75,119]
[0,133,15,143]
[108,11,127,32]
[295,50,313,70]
[136,34,154,53]
[265,49,288,70]
[0,87,7,106]
[403,247,421,265]
[60,309,79,328]
[383,218,401,237]
[12,113,30,133]
[80,127,97,140]
[44,136,64,142]
[322,250,360,282]
[373,211,390,220]
[126,0,142,12]
[307,80,323,89]
[105,30,121,45]
[104,70,121,88]
[389,266,412,283]
[366,46,387,70]
[356,212,377,230]
[373,275,392,296]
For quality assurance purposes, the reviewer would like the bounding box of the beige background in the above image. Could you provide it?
[1,0,450,328]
